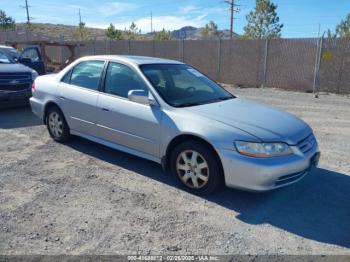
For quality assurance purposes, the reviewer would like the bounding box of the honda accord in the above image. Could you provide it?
[30,56,320,194]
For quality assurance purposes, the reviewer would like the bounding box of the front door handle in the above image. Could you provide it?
[101,108,109,112]
[59,96,65,100]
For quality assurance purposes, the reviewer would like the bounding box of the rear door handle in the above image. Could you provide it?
[59,96,65,100]
[101,108,109,112]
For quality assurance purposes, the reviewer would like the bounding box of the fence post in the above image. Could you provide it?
[261,38,269,88]
[6,30,10,44]
[178,39,181,61]
[313,37,323,94]
[181,39,185,62]
[217,39,222,82]
[93,36,96,55]
[25,27,29,42]
[60,35,65,70]
[336,38,345,94]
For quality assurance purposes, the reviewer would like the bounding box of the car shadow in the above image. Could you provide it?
[66,137,350,248]
[0,106,42,129]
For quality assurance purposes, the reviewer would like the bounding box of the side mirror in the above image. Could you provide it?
[128,90,155,105]
[18,57,32,64]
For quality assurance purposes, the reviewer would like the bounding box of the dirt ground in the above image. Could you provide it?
[0,87,349,255]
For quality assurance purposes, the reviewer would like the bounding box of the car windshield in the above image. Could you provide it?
[6,48,20,60]
[140,64,234,107]
[0,50,13,64]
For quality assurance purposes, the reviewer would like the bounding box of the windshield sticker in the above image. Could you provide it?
[187,68,204,77]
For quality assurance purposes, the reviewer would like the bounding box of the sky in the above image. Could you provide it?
[1,0,350,38]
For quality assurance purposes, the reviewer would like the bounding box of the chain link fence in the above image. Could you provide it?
[1,30,350,94]
[265,38,319,92]
[319,38,350,94]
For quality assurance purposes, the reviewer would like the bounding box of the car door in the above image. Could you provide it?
[97,62,162,158]
[18,47,45,75]
[58,60,105,137]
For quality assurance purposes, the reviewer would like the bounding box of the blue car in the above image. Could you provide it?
[0,46,45,107]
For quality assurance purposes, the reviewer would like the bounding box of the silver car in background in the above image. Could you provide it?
[30,55,320,194]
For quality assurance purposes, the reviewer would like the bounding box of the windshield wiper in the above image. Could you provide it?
[217,96,234,101]
[201,96,234,104]
[175,102,204,107]
[175,96,234,108]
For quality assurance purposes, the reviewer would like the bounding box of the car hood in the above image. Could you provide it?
[0,63,33,73]
[185,98,312,145]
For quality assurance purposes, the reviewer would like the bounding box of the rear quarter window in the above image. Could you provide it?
[65,61,105,91]
[61,70,72,83]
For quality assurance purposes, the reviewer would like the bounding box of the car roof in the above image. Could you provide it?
[0,45,15,49]
[81,55,184,65]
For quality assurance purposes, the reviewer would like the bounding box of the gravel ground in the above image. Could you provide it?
[0,87,349,255]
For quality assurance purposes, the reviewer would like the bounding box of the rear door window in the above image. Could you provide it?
[70,61,105,91]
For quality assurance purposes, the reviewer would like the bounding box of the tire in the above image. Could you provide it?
[46,106,70,142]
[170,140,224,195]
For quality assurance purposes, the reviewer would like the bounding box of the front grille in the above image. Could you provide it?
[297,134,316,154]
[0,73,32,92]
[0,83,30,91]
[0,74,31,81]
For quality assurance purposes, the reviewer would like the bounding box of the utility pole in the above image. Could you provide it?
[79,8,82,25]
[224,0,239,39]
[25,0,30,25]
[150,11,153,34]
[20,0,32,25]
[20,0,33,40]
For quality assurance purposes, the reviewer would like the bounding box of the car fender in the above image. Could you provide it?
[159,108,260,159]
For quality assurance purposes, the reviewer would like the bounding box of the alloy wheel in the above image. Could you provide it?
[48,112,63,138]
[176,150,210,189]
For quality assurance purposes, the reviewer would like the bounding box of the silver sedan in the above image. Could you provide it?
[30,55,320,195]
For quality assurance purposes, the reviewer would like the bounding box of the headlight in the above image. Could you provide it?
[31,70,39,81]
[234,141,293,158]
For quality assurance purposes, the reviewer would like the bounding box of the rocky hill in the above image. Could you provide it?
[171,26,239,40]
[15,23,108,41]
[12,23,238,41]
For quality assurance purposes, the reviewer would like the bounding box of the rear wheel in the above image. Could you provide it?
[170,141,224,195]
[46,107,70,142]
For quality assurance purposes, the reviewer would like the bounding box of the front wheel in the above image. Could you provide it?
[170,141,224,195]
[46,107,70,142]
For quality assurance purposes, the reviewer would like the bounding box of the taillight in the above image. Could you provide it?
[31,81,36,92]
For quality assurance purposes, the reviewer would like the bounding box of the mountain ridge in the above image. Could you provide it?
[11,23,238,41]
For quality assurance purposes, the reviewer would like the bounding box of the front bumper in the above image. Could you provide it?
[0,89,32,108]
[218,141,320,192]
